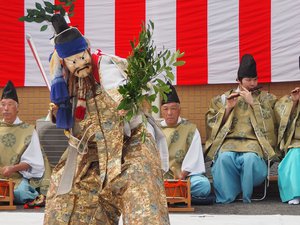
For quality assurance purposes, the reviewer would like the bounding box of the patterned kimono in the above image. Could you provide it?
[0,121,51,201]
[44,57,169,225]
[160,118,211,198]
[205,88,277,203]
[275,95,300,202]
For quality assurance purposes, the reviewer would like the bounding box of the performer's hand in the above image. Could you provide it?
[1,166,14,177]
[290,87,300,103]
[49,103,58,111]
[179,171,189,180]
[240,86,254,105]
[118,109,127,116]
[226,92,239,109]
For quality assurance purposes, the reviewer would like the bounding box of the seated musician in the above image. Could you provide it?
[205,54,278,203]
[0,80,51,205]
[275,87,300,205]
[158,82,212,204]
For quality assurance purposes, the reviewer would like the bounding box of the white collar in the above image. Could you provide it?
[2,117,22,125]
[161,117,182,127]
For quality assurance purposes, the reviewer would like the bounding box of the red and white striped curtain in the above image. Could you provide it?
[1,0,300,87]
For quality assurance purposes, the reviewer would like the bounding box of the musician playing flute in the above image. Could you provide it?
[205,54,279,203]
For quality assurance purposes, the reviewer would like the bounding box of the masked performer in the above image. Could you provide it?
[205,54,278,203]
[43,14,169,225]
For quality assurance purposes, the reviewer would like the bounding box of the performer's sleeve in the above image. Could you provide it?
[19,129,45,179]
[182,129,206,175]
[205,95,226,154]
[275,95,299,152]
[274,96,291,145]
[147,117,169,173]
[250,92,277,129]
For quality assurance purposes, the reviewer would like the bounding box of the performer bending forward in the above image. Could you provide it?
[44,14,170,225]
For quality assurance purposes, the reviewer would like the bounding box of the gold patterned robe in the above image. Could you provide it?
[275,95,300,154]
[205,89,278,161]
[160,119,196,179]
[44,65,169,224]
[0,121,51,194]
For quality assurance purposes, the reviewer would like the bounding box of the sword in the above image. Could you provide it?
[26,34,51,91]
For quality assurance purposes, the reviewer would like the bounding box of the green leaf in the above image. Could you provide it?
[125,109,134,121]
[166,71,175,81]
[117,100,127,110]
[60,8,66,16]
[66,2,73,7]
[24,17,35,22]
[40,24,48,31]
[130,40,135,49]
[161,92,168,102]
[26,9,34,16]
[69,4,75,12]
[141,131,146,143]
[19,16,26,22]
[115,20,185,139]
[31,9,40,14]
[152,105,159,113]
[173,60,186,67]
[178,51,185,58]
[53,5,62,10]
[44,1,54,8]
[45,15,52,21]
[150,20,154,29]
[148,94,156,102]
[36,3,42,10]
[45,6,53,14]
[153,85,159,94]
[156,78,166,86]
[21,0,78,31]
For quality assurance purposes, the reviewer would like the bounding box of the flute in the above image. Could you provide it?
[227,85,263,100]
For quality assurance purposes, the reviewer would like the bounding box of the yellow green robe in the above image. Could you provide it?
[44,59,169,225]
[275,95,300,202]
[0,121,51,195]
[205,88,278,203]
[161,119,197,179]
[205,89,278,160]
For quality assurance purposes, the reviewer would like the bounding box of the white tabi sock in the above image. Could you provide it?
[288,198,300,205]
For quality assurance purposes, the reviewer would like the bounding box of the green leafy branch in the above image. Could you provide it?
[117,20,185,141]
[19,0,76,31]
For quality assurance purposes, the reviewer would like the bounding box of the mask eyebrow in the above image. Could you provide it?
[65,51,86,63]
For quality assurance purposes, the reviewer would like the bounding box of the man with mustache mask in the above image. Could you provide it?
[44,14,170,225]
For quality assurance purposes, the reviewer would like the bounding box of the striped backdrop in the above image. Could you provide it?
[1,0,300,87]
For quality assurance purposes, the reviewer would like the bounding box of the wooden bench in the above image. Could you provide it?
[164,179,194,212]
[0,179,16,210]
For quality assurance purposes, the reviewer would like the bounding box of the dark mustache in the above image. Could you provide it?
[74,64,91,74]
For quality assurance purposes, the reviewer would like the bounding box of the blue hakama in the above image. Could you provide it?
[278,147,300,202]
[212,151,267,203]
